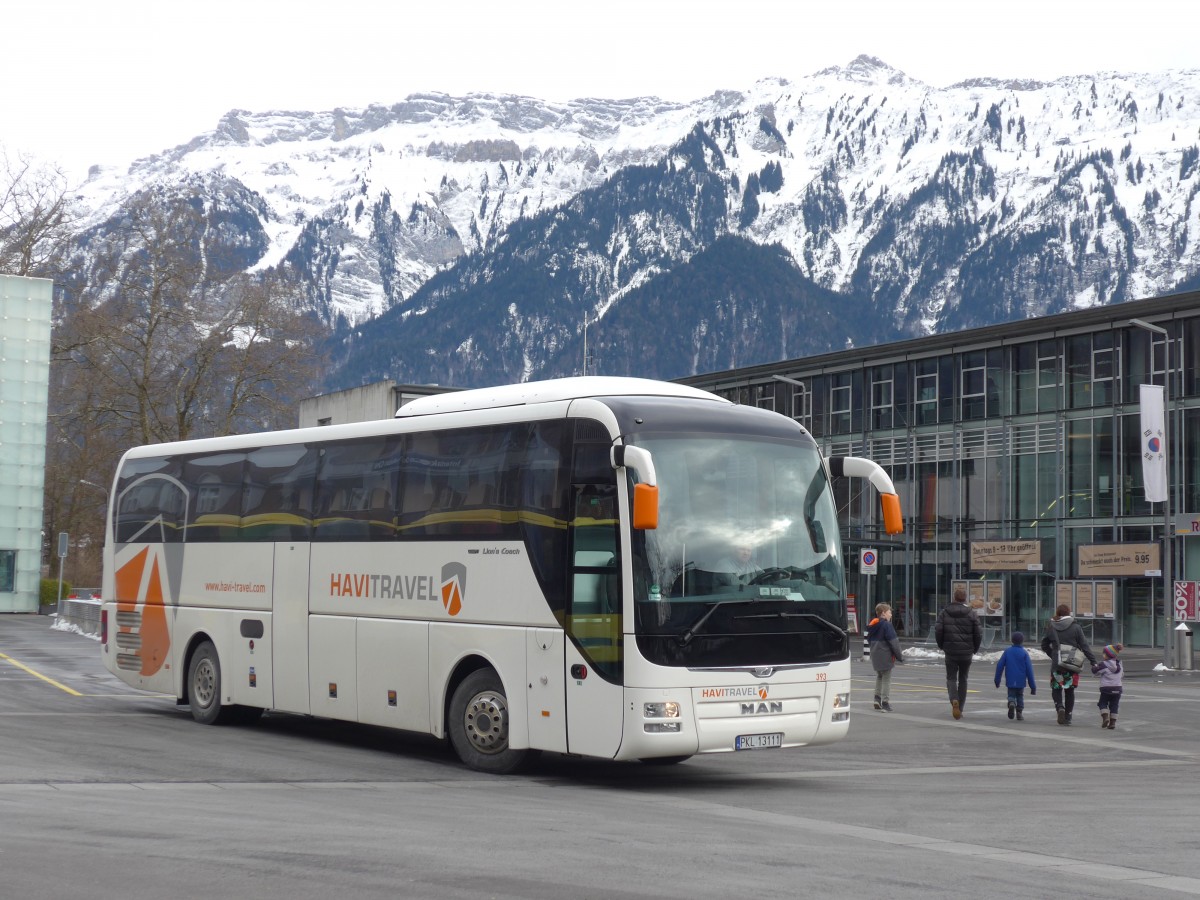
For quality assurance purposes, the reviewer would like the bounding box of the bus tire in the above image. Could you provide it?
[448,669,530,774]
[639,755,692,766]
[187,640,235,726]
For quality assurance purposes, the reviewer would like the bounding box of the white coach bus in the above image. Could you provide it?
[100,376,902,772]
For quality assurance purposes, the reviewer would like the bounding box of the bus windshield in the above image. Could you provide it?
[628,432,848,668]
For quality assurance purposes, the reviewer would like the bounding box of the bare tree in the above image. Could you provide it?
[0,146,77,277]
[44,186,324,582]
[61,188,322,445]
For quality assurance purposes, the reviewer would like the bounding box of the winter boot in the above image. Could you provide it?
[874,696,882,710]
[1101,711,1110,728]
[1056,706,1066,725]
[1107,715,1117,730]
[881,700,893,712]
[1065,712,1073,725]
[1015,707,1024,721]
[1007,700,1015,719]
[951,699,962,720]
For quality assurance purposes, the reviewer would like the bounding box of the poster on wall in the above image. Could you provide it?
[970,540,1042,572]
[1075,581,1095,617]
[985,582,1004,616]
[1055,581,1075,613]
[1094,582,1115,618]
[950,579,1003,616]
[1077,543,1160,578]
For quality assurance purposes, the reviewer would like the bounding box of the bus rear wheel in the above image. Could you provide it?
[448,669,531,774]
[187,640,238,725]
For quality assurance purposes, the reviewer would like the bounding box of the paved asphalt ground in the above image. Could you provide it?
[2,614,1199,900]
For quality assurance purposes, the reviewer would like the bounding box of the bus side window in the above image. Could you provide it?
[183,453,246,542]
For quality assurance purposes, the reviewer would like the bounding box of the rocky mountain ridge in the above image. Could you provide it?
[71,56,1200,388]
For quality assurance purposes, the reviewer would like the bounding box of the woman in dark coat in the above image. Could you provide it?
[1041,603,1097,725]
[867,603,905,712]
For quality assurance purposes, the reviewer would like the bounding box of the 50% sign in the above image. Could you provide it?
[1174,581,1199,621]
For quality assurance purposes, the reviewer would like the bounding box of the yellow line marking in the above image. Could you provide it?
[0,652,83,696]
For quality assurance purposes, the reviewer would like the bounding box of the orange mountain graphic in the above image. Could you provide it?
[115,547,170,676]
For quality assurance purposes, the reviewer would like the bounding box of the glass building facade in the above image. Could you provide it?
[683,292,1200,653]
[0,275,53,613]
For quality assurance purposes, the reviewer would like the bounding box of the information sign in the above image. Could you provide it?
[1175,581,1199,620]
[860,548,878,575]
[970,540,1042,572]
[1077,543,1160,578]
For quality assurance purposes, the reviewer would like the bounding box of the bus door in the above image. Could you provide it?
[564,481,624,757]
[271,542,310,714]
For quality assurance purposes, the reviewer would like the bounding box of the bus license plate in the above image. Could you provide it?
[735,732,783,750]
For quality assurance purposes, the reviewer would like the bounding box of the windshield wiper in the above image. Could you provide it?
[735,611,847,639]
[678,597,759,646]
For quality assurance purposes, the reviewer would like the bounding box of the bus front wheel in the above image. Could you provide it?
[448,669,531,774]
[187,640,237,726]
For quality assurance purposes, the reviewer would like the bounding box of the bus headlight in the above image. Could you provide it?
[831,693,850,709]
[643,702,680,718]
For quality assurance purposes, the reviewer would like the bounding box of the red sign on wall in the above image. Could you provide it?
[1175,581,1199,621]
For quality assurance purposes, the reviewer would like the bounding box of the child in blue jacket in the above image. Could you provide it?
[994,631,1036,720]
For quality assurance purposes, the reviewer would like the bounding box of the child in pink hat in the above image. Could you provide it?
[1090,643,1124,729]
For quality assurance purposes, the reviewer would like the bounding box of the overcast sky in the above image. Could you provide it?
[5,0,1195,181]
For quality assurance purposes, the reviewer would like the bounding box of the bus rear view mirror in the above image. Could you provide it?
[632,483,659,530]
[880,492,903,535]
[828,456,904,536]
[612,444,658,530]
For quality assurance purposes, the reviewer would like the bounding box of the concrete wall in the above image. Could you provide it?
[297,381,458,427]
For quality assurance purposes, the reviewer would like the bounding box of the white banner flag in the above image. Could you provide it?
[1140,383,1168,503]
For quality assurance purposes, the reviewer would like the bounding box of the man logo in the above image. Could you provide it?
[441,562,466,617]
[741,701,784,715]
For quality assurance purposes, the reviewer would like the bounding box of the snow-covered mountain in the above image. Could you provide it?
[71,56,1200,388]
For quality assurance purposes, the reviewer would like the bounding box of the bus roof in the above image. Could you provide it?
[394,376,727,417]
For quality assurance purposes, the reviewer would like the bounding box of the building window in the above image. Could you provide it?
[1038,340,1060,411]
[1186,408,1200,515]
[1092,332,1115,406]
[1119,414,1154,517]
[961,351,986,420]
[1124,324,1171,403]
[0,550,14,593]
[791,382,811,429]
[830,377,852,434]
[1067,419,1093,518]
[914,362,937,425]
[1012,423,1059,525]
[870,367,893,430]
[1069,333,1117,409]
[754,383,775,411]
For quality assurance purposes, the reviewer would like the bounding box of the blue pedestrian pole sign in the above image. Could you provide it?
[861,548,878,575]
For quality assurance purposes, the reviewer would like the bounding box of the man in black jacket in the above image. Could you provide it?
[935,586,983,719]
